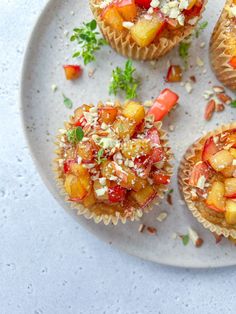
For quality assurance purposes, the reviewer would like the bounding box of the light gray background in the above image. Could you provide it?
[1,0,236,313]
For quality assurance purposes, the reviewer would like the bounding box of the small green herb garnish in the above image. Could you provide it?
[195,21,208,38]
[230,100,236,108]
[71,19,106,65]
[95,149,107,165]
[63,94,73,109]
[67,126,84,144]
[182,234,190,246]
[179,41,191,70]
[168,189,174,194]
[109,60,140,100]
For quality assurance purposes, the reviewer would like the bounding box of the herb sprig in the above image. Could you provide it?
[71,20,106,65]
[195,21,208,38]
[230,100,236,108]
[109,60,140,100]
[95,149,107,165]
[182,234,190,246]
[63,94,73,109]
[67,126,84,144]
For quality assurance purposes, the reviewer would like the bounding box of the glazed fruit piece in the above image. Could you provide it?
[179,123,236,240]
[63,65,82,80]
[90,0,207,60]
[210,0,236,90]
[55,90,174,224]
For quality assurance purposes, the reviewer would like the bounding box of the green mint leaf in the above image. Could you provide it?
[63,94,73,109]
[109,60,140,100]
[67,127,84,144]
[182,234,190,246]
[168,189,174,194]
[230,100,236,108]
[96,148,107,164]
[70,19,106,65]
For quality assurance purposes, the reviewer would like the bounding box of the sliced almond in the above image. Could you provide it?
[204,99,216,121]
[216,93,232,105]
[215,104,225,112]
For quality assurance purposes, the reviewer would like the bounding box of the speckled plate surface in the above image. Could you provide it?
[21,0,236,268]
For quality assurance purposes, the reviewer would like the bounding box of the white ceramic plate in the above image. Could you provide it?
[21,0,236,268]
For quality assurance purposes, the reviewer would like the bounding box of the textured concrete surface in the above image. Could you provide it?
[1,0,236,313]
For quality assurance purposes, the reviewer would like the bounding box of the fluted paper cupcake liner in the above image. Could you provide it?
[210,0,236,91]
[178,122,236,239]
[54,119,173,225]
[90,0,207,61]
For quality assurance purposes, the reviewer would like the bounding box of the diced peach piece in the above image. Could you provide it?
[113,118,136,139]
[63,65,82,80]
[98,106,118,124]
[70,163,91,192]
[122,101,145,124]
[133,177,147,192]
[101,161,115,179]
[114,0,137,21]
[206,181,226,213]
[221,165,236,178]
[225,178,236,198]
[135,0,151,9]
[130,15,165,47]
[229,56,236,69]
[93,180,109,201]
[77,141,94,162]
[166,65,182,82]
[130,185,156,207]
[153,172,170,185]
[225,200,236,225]
[64,174,87,200]
[82,189,96,207]
[225,131,236,148]
[230,148,236,159]
[209,150,233,172]
[202,136,218,162]
[189,161,211,186]
[121,139,151,159]
[101,6,124,31]
[114,164,136,189]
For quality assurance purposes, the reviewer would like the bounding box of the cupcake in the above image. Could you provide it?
[90,0,207,60]
[55,91,177,225]
[178,123,236,239]
[210,0,236,91]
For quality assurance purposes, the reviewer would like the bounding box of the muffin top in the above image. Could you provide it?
[56,99,173,219]
[188,128,236,227]
[94,0,205,47]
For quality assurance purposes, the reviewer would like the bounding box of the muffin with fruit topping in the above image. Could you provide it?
[210,0,236,90]
[178,123,236,239]
[55,89,178,225]
[90,0,207,60]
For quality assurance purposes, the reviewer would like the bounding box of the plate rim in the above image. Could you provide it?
[19,0,235,269]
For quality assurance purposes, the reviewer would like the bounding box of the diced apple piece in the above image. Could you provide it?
[101,6,124,31]
[209,150,233,172]
[121,139,151,159]
[82,189,96,207]
[93,180,109,201]
[108,185,127,203]
[114,164,136,189]
[64,174,87,200]
[113,118,136,139]
[202,136,218,162]
[206,181,226,213]
[130,185,156,207]
[70,163,91,192]
[225,178,236,198]
[98,106,118,124]
[189,161,211,187]
[225,200,236,225]
[130,15,165,47]
[135,0,151,9]
[166,65,182,82]
[114,0,137,21]
[225,131,236,148]
[122,101,145,125]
